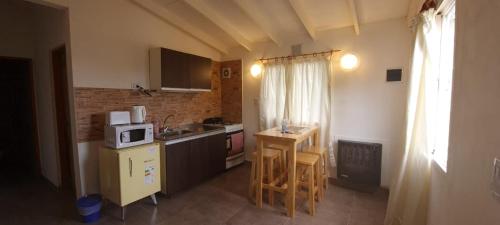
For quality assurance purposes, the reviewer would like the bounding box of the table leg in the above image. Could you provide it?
[287,143,296,217]
[256,137,264,208]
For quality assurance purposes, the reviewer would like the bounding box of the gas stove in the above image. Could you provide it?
[204,123,243,133]
[203,117,245,169]
[202,117,243,133]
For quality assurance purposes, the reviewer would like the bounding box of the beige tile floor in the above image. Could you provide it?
[0,163,388,225]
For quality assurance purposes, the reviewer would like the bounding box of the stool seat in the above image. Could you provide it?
[296,152,320,166]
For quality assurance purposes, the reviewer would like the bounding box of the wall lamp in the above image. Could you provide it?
[250,63,262,77]
[340,53,359,71]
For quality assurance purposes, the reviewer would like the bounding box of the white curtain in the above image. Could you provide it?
[259,56,334,165]
[384,9,440,225]
[287,57,331,150]
[259,61,287,130]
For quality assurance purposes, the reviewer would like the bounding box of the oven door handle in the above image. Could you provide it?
[226,136,232,150]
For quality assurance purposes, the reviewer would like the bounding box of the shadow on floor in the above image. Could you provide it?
[0,162,388,225]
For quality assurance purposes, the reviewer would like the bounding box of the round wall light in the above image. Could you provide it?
[250,63,262,77]
[340,53,359,71]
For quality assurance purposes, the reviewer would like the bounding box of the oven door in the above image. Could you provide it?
[226,130,244,158]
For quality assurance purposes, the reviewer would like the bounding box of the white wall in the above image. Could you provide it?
[223,18,412,188]
[67,0,222,89]
[32,3,70,186]
[427,0,500,224]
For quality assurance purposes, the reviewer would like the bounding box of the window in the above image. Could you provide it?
[433,2,456,172]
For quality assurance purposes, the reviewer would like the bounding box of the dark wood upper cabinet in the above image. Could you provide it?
[150,48,212,92]
[161,48,190,89]
[188,55,212,90]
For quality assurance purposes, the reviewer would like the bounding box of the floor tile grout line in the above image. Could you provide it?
[346,191,356,225]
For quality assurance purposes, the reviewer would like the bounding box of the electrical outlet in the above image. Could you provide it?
[131,82,143,89]
[492,158,500,200]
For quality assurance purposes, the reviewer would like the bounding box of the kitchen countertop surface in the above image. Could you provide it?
[155,124,225,145]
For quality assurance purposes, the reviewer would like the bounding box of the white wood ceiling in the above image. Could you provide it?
[133,0,411,53]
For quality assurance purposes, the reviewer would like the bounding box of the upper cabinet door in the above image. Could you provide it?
[161,48,190,89]
[150,48,212,91]
[188,55,212,91]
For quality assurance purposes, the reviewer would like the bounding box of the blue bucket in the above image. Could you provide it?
[76,194,102,223]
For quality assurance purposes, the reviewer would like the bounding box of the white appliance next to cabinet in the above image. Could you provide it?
[105,123,154,149]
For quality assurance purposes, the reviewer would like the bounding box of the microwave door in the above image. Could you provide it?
[128,129,146,142]
[121,131,130,143]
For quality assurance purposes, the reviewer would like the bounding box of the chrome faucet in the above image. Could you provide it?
[162,114,175,133]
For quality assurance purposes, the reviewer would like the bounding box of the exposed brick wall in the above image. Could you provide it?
[74,62,222,143]
[220,60,242,123]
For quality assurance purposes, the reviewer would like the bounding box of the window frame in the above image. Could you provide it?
[431,0,456,172]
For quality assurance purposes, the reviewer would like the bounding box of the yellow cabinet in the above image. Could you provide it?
[99,143,161,208]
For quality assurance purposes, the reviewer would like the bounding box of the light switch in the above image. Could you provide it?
[492,158,500,200]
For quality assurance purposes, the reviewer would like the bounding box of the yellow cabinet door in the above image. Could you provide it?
[118,143,161,206]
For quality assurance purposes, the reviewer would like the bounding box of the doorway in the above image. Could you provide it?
[0,57,40,182]
[52,46,74,192]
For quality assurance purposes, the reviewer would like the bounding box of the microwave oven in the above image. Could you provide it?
[104,123,154,149]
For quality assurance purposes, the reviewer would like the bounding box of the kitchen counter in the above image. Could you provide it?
[155,124,225,146]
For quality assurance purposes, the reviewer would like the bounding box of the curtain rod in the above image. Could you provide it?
[258,49,341,62]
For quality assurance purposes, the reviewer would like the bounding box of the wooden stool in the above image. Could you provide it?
[303,146,328,198]
[249,148,282,206]
[296,152,320,216]
[265,143,289,173]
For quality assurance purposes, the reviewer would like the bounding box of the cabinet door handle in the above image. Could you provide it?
[129,158,132,177]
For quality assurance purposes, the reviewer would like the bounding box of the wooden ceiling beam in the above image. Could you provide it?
[131,0,229,54]
[347,0,360,35]
[184,0,252,51]
[288,0,316,40]
[233,0,283,46]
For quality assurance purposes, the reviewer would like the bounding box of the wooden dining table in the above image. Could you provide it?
[254,125,319,217]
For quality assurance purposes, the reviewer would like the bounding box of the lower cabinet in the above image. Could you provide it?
[163,133,226,196]
[163,141,190,195]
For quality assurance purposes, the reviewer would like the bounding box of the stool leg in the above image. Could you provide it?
[277,154,282,182]
[323,152,328,191]
[281,150,287,174]
[268,157,274,206]
[315,161,322,201]
[308,166,315,216]
[249,157,256,200]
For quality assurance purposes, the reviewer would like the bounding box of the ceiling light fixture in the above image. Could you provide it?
[340,53,359,71]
